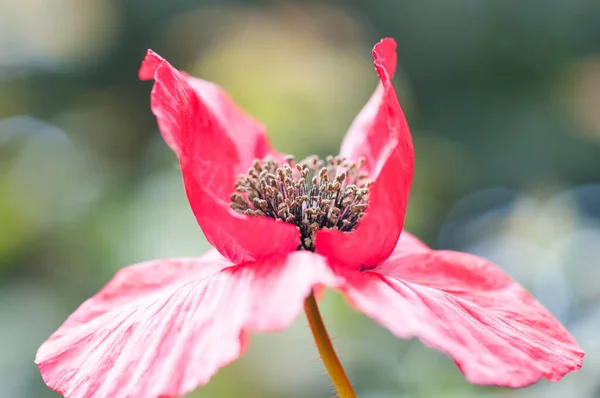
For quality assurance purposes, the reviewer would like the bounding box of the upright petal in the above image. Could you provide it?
[339,239,584,387]
[36,250,339,398]
[316,38,414,269]
[185,77,275,169]
[139,51,274,166]
[339,38,400,173]
[139,50,299,263]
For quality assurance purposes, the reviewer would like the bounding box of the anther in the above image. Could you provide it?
[229,154,371,251]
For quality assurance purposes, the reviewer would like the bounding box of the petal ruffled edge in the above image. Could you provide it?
[338,234,584,387]
[140,50,276,165]
[140,50,299,264]
[338,38,399,173]
[36,250,340,398]
[316,38,414,269]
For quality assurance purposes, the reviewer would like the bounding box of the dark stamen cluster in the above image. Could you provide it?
[230,155,371,251]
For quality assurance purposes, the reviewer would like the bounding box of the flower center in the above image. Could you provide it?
[230,155,371,251]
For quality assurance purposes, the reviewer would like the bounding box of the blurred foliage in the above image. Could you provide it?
[1,0,600,397]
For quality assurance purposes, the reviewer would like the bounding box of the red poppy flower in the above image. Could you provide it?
[36,39,583,398]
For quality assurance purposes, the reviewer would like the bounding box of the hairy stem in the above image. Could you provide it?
[304,290,356,398]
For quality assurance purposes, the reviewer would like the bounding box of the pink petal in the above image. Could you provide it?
[139,51,274,166]
[386,230,430,259]
[36,250,339,398]
[185,77,275,170]
[316,38,414,269]
[139,50,299,263]
[338,38,400,174]
[339,237,584,387]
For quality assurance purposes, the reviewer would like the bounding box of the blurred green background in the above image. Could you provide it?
[1,0,600,397]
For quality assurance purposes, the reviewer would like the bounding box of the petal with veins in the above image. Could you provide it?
[339,235,584,387]
[36,250,339,398]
